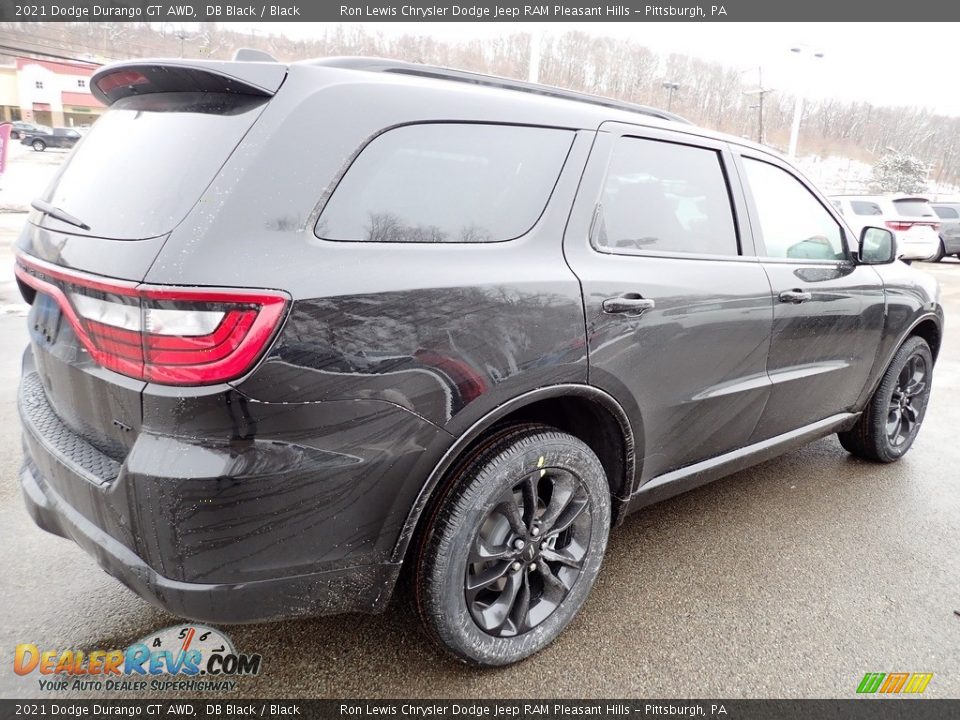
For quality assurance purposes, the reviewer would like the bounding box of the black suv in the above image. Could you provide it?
[16,56,942,666]
[22,127,82,152]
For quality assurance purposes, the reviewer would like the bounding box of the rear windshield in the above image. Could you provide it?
[892,199,935,218]
[37,92,267,240]
[316,123,574,243]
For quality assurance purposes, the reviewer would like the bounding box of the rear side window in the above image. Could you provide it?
[850,201,883,216]
[38,92,267,240]
[934,205,959,219]
[596,137,738,256]
[316,124,573,243]
[742,158,846,261]
[892,199,936,218]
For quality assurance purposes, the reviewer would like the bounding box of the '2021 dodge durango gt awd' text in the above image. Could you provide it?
[16,56,942,666]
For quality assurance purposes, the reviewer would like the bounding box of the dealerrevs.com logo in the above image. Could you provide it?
[14,624,262,693]
[856,672,933,694]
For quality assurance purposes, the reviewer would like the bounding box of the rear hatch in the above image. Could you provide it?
[16,59,287,463]
[886,197,941,239]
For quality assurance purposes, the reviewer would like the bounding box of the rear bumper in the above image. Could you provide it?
[897,234,939,260]
[21,459,399,622]
[18,358,449,622]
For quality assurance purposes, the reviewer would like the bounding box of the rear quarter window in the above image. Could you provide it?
[850,201,883,216]
[934,205,959,219]
[315,124,574,243]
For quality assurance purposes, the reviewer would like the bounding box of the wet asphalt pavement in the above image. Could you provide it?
[0,244,957,699]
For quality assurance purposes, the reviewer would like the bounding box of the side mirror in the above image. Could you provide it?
[858,226,897,264]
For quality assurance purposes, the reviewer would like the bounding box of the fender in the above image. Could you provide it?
[389,383,636,564]
[855,310,943,411]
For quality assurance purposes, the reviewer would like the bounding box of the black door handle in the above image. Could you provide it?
[779,289,813,304]
[602,294,656,315]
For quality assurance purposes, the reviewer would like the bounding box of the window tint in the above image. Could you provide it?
[850,201,883,216]
[892,199,936,218]
[40,92,267,240]
[316,124,573,243]
[934,205,959,219]
[742,158,846,261]
[596,137,738,256]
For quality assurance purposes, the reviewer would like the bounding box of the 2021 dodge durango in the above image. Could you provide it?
[16,56,943,666]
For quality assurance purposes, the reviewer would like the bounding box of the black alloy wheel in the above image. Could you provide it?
[414,424,610,666]
[839,336,933,462]
[886,352,928,448]
[465,466,592,637]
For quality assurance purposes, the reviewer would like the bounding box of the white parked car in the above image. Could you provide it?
[829,195,941,261]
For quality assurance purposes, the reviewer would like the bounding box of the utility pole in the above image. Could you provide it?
[528,32,542,83]
[787,46,825,158]
[743,67,774,144]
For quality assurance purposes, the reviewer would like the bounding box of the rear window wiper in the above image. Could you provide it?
[30,199,91,231]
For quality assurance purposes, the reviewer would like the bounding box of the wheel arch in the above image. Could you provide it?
[857,312,943,410]
[908,316,942,363]
[390,384,637,565]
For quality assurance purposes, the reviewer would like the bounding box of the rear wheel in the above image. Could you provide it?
[838,336,932,462]
[932,241,946,262]
[414,424,610,666]
[31,139,46,152]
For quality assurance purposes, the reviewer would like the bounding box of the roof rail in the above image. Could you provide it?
[306,57,692,125]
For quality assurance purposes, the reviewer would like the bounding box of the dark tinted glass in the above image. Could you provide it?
[596,137,738,256]
[39,92,267,240]
[742,158,845,260]
[892,199,936,218]
[850,201,883,216]
[934,205,959,219]
[317,124,573,243]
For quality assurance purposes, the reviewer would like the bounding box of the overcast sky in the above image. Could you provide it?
[244,22,959,115]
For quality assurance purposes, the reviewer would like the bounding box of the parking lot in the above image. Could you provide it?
[0,147,958,699]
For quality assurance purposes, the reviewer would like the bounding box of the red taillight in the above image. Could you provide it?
[14,252,288,386]
[95,69,149,95]
[886,221,914,232]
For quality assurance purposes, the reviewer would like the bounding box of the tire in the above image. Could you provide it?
[932,241,945,262]
[31,139,46,152]
[838,336,933,462]
[414,424,611,666]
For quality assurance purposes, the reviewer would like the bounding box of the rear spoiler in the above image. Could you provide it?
[91,59,287,106]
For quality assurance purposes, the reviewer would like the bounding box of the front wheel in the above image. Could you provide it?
[414,424,611,666]
[31,139,46,152]
[839,336,933,462]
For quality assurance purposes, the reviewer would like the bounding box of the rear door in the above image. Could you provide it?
[563,123,773,484]
[732,150,886,441]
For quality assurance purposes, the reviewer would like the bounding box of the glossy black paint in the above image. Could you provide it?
[17,57,943,623]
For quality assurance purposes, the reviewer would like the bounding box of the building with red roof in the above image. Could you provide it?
[1,56,104,128]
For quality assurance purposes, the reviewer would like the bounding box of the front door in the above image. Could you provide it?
[563,125,774,485]
[733,152,886,441]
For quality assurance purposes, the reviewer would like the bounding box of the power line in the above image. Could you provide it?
[0,43,102,66]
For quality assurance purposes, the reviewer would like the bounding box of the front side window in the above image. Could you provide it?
[742,158,846,261]
[596,137,738,256]
[316,124,574,243]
